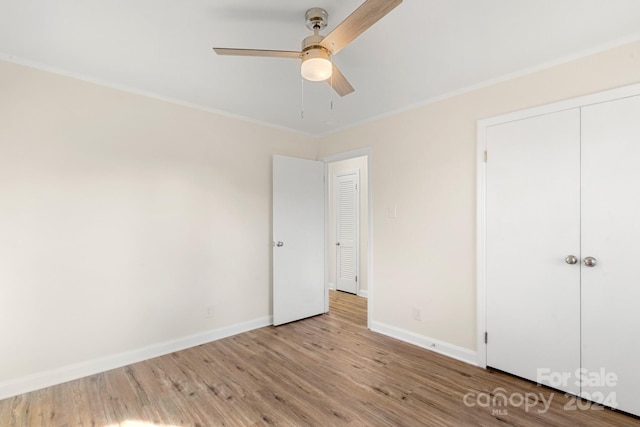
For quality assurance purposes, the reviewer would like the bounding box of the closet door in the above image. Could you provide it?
[486,109,581,394]
[581,95,640,416]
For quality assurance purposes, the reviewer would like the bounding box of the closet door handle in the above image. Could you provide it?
[583,256,597,267]
[565,255,578,265]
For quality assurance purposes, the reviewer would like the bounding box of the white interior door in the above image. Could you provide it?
[485,109,581,394]
[581,95,640,415]
[272,155,325,326]
[335,171,359,294]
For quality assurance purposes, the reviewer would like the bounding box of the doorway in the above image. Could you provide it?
[322,149,371,327]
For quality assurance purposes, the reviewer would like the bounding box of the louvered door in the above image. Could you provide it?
[335,171,359,294]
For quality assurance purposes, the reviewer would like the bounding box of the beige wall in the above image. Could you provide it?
[0,60,316,388]
[317,41,640,351]
[327,156,369,294]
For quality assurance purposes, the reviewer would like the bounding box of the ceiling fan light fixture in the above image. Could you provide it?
[301,48,332,82]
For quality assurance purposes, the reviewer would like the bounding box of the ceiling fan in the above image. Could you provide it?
[213,0,403,97]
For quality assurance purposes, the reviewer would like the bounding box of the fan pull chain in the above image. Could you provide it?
[330,55,334,111]
[300,75,304,119]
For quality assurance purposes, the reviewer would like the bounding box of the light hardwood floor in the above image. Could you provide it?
[1,290,638,426]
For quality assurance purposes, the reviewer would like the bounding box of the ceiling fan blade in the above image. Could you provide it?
[327,64,355,97]
[213,48,301,59]
[320,0,402,54]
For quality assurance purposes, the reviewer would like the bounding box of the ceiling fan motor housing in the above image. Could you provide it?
[301,34,324,51]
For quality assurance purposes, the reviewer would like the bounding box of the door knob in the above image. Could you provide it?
[583,256,597,267]
[565,255,578,265]
[336,242,341,246]
[276,241,284,247]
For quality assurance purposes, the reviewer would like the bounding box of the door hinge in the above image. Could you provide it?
[355,275,358,282]
[483,150,488,163]
[484,332,488,344]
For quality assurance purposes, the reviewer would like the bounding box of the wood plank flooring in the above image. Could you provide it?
[1,290,638,426]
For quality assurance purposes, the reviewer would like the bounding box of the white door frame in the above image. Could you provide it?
[321,148,373,329]
[476,82,640,368]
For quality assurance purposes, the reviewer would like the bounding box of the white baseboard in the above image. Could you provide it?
[328,283,367,298]
[0,316,272,401]
[370,321,477,366]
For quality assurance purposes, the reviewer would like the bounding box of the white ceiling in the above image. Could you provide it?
[2,0,640,136]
